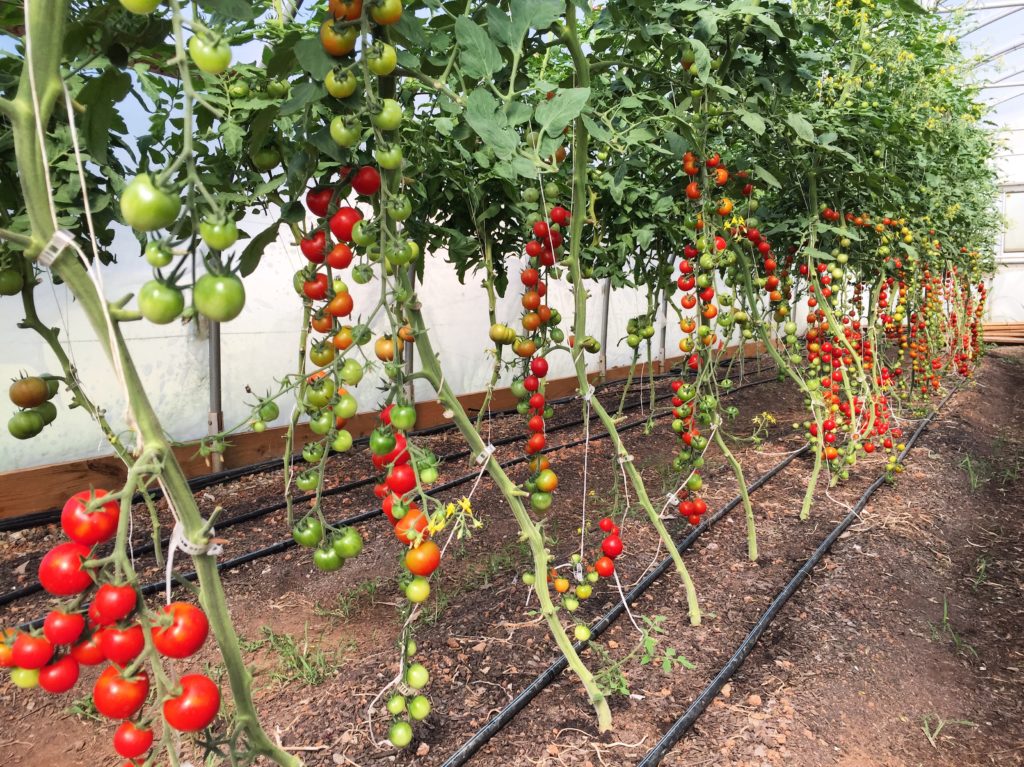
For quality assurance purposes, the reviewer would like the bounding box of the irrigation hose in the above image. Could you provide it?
[634,384,962,767]
[11,374,781,630]
[439,445,809,767]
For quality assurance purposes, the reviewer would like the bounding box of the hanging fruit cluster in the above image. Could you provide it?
[7,374,60,440]
[1,490,218,763]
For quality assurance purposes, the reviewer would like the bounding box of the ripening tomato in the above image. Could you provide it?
[100,625,145,667]
[12,633,53,669]
[71,634,106,666]
[62,490,119,545]
[405,540,441,576]
[395,508,429,545]
[370,0,403,25]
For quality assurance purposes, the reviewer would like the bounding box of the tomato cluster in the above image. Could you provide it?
[7,374,59,440]
[1,490,218,763]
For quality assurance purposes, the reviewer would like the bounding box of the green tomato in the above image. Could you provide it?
[523,188,540,203]
[121,174,181,232]
[0,268,24,296]
[340,359,364,386]
[252,420,266,433]
[193,273,245,323]
[266,79,290,98]
[406,639,417,656]
[371,99,403,131]
[188,34,232,75]
[367,43,398,76]
[330,115,362,148]
[199,216,239,251]
[574,625,591,642]
[386,695,407,715]
[530,492,553,512]
[292,516,324,547]
[309,409,334,436]
[419,466,438,484]
[544,182,559,199]
[144,240,173,267]
[332,527,363,559]
[350,219,376,247]
[302,441,326,463]
[334,394,358,420]
[686,474,704,492]
[10,667,40,689]
[120,0,160,12]
[325,68,357,98]
[137,280,184,324]
[228,81,250,98]
[405,663,429,689]
[575,583,592,599]
[408,695,431,721]
[313,545,343,572]
[387,195,413,221]
[259,400,280,421]
[332,429,354,453]
[521,571,536,585]
[306,378,336,409]
[30,401,56,426]
[250,146,281,171]
[296,469,320,492]
[405,576,430,603]
[390,405,416,431]
[8,410,44,440]
[375,144,403,171]
[388,721,413,749]
[369,427,396,455]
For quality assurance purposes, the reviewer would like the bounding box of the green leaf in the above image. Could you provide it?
[485,5,514,47]
[464,89,517,158]
[805,247,834,262]
[278,80,324,116]
[508,0,562,53]
[198,0,257,20]
[738,110,766,136]
[535,88,590,138]
[892,0,927,14]
[78,69,131,164]
[239,222,281,276]
[786,112,815,142]
[689,38,712,83]
[511,155,539,178]
[293,37,335,80]
[753,164,781,189]
[582,114,612,142]
[455,17,503,80]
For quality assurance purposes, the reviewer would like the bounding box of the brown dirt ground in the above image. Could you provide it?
[0,352,1020,767]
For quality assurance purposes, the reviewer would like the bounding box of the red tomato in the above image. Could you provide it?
[595,556,615,577]
[61,490,119,546]
[71,633,106,666]
[329,206,363,242]
[327,243,353,269]
[151,603,209,659]
[113,721,154,759]
[89,583,137,627]
[598,517,614,533]
[351,166,381,196]
[387,464,417,496]
[303,273,329,301]
[394,508,429,545]
[163,674,220,731]
[43,611,85,646]
[38,655,79,693]
[530,357,549,378]
[12,633,54,669]
[601,535,623,559]
[100,625,145,667]
[300,231,328,263]
[93,666,149,720]
[38,542,94,596]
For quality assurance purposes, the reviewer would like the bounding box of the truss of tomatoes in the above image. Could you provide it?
[0,490,221,763]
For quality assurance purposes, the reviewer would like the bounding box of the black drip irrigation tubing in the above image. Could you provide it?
[0,374,685,610]
[0,361,701,534]
[438,445,810,767]
[11,372,782,631]
[634,384,962,767]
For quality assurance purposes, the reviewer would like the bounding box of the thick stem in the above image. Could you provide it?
[714,429,757,561]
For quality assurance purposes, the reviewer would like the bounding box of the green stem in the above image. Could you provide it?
[714,429,757,561]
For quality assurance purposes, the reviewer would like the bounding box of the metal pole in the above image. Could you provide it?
[963,6,1023,34]
[597,277,611,380]
[207,320,224,473]
[975,37,1024,65]
[981,80,1024,88]
[938,1,1024,12]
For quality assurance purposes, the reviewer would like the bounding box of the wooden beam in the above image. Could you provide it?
[0,342,769,519]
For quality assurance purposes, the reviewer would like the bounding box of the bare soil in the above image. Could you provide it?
[1,352,1021,767]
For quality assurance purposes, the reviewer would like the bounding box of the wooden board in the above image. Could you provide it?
[0,342,770,519]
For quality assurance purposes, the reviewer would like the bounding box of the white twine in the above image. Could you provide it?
[164,519,223,604]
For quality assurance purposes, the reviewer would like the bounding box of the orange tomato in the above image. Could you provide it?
[405,540,440,576]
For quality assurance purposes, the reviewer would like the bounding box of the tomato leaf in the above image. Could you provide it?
[753,164,781,189]
[279,81,324,116]
[535,88,590,138]
[455,17,503,80]
[239,222,281,277]
[464,89,518,158]
[293,37,335,80]
[199,0,257,21]
[738,110,766,136]
[508,0,562,53]
[786,112,816,142]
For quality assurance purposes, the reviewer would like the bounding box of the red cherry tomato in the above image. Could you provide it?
[163,674,220,731]
[151,603,209,659]
[114,721,154,760]
[38,542,94,596]
[38,655,80,693]
[93,666,149,720]
[595,556,615,578]
[61,490,119,546]
[89,583,137,627]
[43,611,86,646]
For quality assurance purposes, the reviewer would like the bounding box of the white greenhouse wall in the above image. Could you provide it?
[0,211,692,473]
